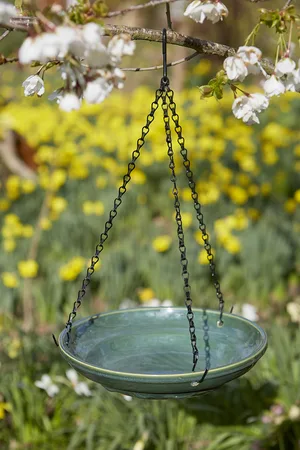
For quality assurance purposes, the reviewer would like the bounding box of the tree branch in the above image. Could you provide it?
[1,19,274,74]
[104,25,274,74]
[106,0,180,18]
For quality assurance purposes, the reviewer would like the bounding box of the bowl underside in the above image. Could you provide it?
[59,307,267,399]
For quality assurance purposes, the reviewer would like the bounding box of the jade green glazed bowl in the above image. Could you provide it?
[58,308,267,399]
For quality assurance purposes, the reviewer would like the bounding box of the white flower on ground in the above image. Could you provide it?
[35,374,59,397]
[289,405,300,421]
[142,298,173,307]
[223,56,248,81]
[184,1,228,24]
[275,57,296,77]
[22,75,45,97]
[241,303,258,321]
[232,93,269,125]
[108,34,136,65]
[286,302,300,323]
[237,46,262,65]
[84,76,113,104]
[123,395,133,401]
[66,369,92,396]
[59,93,81,112]
[263,75,285,97]
[0,1,16,26]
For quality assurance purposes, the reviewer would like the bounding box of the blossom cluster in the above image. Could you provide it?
[223,47,300,124]
[19,23,135,112]
[184,0,228,24]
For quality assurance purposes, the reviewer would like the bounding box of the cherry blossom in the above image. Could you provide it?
[263,75,285,97]
[22,75,45,97]
[108,34,136,64]
[232,93,269,125]
[84,76,114,104]
[224,46,263,81]
[184,1,228,25]
[59,93,81,112]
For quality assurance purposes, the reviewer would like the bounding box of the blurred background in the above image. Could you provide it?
[0,1,300,449]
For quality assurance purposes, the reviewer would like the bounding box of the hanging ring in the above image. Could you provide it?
[161,28,169,89]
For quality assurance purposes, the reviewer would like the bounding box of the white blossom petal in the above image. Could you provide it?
[224,56,248,81]
[275,57,296,77]
[263,75,285,97]
[237,46,262,65]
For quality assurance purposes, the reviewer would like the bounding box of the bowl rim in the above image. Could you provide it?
[58,307,268,379]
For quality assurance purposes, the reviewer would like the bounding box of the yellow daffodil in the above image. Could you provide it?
[284,199,296,214]
[40,217,52,230]
[0,402,12,420]
[6,175,20,200]
[96,175,108,189]
[0,199,10,211]
[21,179,36,194]
[138,288,155,303]
[152,235,172,253]
[1,272,19,288]
[82,201,104,216]
[294,190,300,203]
[22,225,34,238]
[59,257,86,281]
[50,197,67,215]
[3,239,16,252]
[131,170,146,185]
[18,260,39,278]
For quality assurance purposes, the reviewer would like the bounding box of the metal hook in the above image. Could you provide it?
[162,28,167,80]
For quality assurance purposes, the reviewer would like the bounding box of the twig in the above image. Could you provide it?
[0,56,18,65]
[166,3,173,30]
[106,0,180,18]
[283,0,293,8]
[122,51,199,72]
[0,29,10,41]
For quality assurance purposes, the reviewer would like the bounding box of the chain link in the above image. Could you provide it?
[166,89,225,326]
[161,88,199,371]
[65,89,162,344]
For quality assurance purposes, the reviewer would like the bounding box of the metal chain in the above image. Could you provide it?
[161,88,199,372]
[65,88,162,344]
[166,88,225,326]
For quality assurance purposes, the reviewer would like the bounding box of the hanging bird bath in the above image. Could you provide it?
[56,29,267,399]
[58,308,267,399]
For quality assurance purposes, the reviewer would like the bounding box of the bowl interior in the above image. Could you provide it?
[61,308,266,376]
